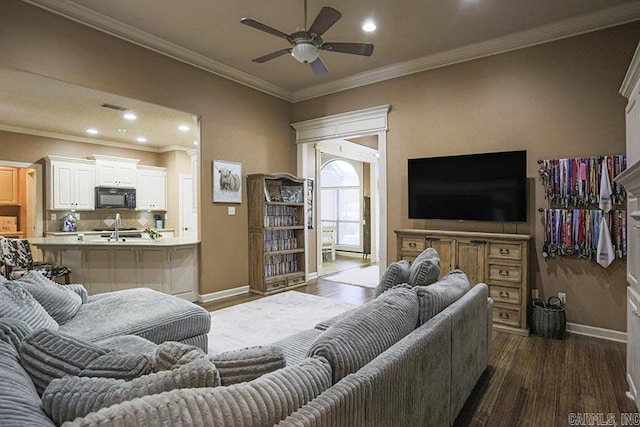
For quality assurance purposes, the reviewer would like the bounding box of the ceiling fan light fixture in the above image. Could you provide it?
[291,42,319,64]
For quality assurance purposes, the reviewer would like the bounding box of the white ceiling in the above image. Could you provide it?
[0,66,199,151]
[23,0,640,101]
[4,0,639,151]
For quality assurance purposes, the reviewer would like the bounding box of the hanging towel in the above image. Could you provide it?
[597,215,615,268]
[599,159,612,213]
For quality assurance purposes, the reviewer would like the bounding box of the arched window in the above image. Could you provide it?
[321,159,361,249]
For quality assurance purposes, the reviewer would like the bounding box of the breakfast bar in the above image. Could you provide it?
[29,236,200,301]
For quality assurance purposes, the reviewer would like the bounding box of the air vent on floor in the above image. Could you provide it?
[101,103,129,111]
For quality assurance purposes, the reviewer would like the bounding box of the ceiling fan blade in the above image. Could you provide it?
[309,57,329,76]
[252,48,292,63]
[240,18,292,42]
[322,42,374,57]
[308,6,342,36]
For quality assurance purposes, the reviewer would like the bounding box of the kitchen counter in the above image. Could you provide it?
[45,228,175,237]
[31,236,199,301]
[30,235,198,247]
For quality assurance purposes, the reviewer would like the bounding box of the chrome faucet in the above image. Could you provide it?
[110,213,122,242]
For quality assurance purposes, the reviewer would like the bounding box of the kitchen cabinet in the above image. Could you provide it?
[91,155,138,188]
[136,166,167,211]
[46,156,95,210]
[0,166,19,205]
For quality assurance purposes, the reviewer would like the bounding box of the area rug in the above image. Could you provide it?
[207,291,356,355]
[323,265,380,288]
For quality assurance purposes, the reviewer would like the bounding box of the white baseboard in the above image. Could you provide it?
[566,322,627,343]
[198,286,249,304]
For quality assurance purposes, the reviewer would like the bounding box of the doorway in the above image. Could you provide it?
[292,105,389,282]
[319,154,373,276]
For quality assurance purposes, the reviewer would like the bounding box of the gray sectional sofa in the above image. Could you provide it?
[0,254,492,426]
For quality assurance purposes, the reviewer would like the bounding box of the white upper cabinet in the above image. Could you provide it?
[91,155,139,188]
[136,166,167,211]
[46,156,95,210]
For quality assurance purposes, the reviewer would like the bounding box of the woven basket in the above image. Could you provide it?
[531,297,566,339]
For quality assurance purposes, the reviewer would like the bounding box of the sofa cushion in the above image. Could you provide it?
[0,318,33,351]
[79,352,155,380]
[42,357,220,425]
[13,271,82,324]
[212,345,286,386]
[65,356,332,427]
[59,288,211,350]
[0,340,55,426]
[374,260,410,297]
[307,286,419,383]
[415,270,471,326]
[0,282,59,332]
[271,328,323,366]
[19,328,109,395]
[94,334,158,356]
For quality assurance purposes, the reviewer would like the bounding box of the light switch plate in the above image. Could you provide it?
[228,207,236,215]
[50,213,57,221]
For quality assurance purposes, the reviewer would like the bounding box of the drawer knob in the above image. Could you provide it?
[409,242,417,248]
[498,269,510,277]
[499,248,510,255]
[499,312,510,319]
[499,291,510,299]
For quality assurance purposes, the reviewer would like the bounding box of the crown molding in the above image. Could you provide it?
[621,41,640,98]
[291,3,640,102]
[21,0,293,101]
[21,0,640,103]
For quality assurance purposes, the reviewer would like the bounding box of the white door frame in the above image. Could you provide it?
[291,105,390,280]
[178,173,196,238]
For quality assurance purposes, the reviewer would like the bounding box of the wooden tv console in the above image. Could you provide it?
[395,229,531,336]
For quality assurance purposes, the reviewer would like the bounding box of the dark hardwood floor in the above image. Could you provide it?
[200,279,634,425]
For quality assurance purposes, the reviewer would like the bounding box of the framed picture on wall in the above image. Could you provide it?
[213,160,242,203]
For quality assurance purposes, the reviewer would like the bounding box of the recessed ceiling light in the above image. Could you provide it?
[362,20,376,32]
[193,141,199,145]
[136,137,147,143]
[178,125,190,132]
[123,111,137,120]
[86,128,98,135]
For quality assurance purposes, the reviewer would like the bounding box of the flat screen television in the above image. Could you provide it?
[408,150,527,222]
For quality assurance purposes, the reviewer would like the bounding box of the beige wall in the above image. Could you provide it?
[1,0,638,331]
[294,23,640,332]
[0,0,294,296]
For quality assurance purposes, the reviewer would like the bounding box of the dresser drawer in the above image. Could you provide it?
[488,263,522,284]
[265,279,286,292]
[400,237,425,252]
[287,276,305,287]
[490,285,521,305]
[493,305,521,328]
[488,242,522,261]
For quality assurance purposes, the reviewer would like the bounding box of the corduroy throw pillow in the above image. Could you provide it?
[308,286,419,383]
[13,271,82,324]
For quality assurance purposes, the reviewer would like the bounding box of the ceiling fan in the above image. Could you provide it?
[240,1,374,75]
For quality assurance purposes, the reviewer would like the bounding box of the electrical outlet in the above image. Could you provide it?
[558,292,566,304]
[50,213,57,221]
[228,207,236,216]
[532,289,539,299]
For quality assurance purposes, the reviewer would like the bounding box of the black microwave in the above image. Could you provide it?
[95,187,136,209]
